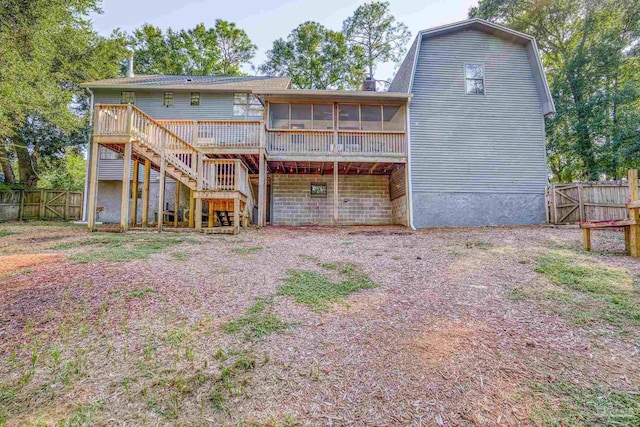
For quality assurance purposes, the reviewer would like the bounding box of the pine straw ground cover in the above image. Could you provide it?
[0,222,639,425]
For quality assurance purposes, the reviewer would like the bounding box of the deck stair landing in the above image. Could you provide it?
[93,104,254,233]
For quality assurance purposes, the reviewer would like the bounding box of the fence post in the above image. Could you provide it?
[64,191,70,221]
[18,190,25,221]
[39,189,46,219]
[578,184,586,222]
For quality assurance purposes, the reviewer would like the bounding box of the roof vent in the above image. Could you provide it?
[186,78,192,82]
[126,52,135,78]
[361,76,376,91]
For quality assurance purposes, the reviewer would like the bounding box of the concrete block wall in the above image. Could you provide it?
[391,195,408,226]
[271,174,392,226]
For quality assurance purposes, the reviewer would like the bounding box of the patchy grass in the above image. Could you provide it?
[278,262,378,311]
[55,233,196,263]
[0,230,16,238]
[222,298,292,340]
[127,287,157,299]
[172,251,189,261]
[530,381,640,426]
[298,253,319,262]
[232,246,263,255]
[465,240,494,249]
[506,286,527,301]
[535,251,640,327]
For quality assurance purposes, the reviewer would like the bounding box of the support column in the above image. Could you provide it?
[130,159,139,227]
[234,197,240,235]
[189,189,195,228]
[142,159,150,227]
[333,161,339,225]
[120,141,132,232]
[87,139,100,231]
[157,136,166,232]
[628,169,639,257]
[208,200,214,228]
[174,181,180,227]
[195,199,203,231]
[258,148,267,227]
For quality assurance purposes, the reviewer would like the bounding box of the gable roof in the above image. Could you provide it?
[388,18,555,116]
[80,75,292,92]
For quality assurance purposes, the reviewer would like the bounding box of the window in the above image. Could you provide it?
[338,104,405,131]
[268,103,334,130]
[465,64,485,95]
[99,146,120,160]
[233,93,263,119]
[310,183,327,198]
[190,92,200,106]
[120,91,135,104]
[163,92,174,107]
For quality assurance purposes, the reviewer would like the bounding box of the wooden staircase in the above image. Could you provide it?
[93,104,254,233]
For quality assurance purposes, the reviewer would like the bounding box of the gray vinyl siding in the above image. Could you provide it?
[409,29,548,226]
[93,89,236,121]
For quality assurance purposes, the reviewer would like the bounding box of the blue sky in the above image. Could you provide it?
[92,0,478,81]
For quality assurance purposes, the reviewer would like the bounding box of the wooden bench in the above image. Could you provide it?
[580,169,639,257]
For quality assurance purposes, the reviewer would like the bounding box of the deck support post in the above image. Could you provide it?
[208,200,214,228]
[628,169,639,257]
[174,181,179,227]
[234,198,240,235]
[189,189,195,228]
[333,161,339,225]
[130,159,139,227]
[87,138,100,231]
[157,136,167,232]
[142,159,150,226]
[120,141,132,232]
[258,148,267,227]
[195,199,202,231]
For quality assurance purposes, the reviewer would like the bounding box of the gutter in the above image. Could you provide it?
[82,88,94,222]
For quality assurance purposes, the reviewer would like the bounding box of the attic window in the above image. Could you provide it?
[120,91,135,104]
[465,64,485,95]
[163,92,174,107]
[190,92,200,106]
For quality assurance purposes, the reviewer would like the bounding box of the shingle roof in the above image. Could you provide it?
[80,75,292,91]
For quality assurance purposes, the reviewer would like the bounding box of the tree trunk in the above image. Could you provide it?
[12,137,38,187]
[0,142,16,184]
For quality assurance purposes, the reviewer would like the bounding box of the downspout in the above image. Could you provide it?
[82,88,94,222]
[406,99,415,230]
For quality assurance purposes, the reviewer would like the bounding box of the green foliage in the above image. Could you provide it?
[535,252,640,326]
[55,233,195,263]
[343,1,411,82]
[37,149,87,190]
[221,298,292,340]
[129,21,256,76]
[0,0,128,186]
[470,0,640,181]
[277,263,378,311]
[530,381,640,426]
[260,21,366,89]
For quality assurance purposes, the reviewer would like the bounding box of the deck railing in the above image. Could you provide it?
[157,120,262,148]
[265,130,406,156]
[95,105,407,158]
[201,159,250,197]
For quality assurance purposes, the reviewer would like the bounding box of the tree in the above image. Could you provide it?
[215,20,257,75]
[343,1,411,84]
[470,0,640,181]
[260,21,365,89]
[129,22,256,76]
[0,0,128,186]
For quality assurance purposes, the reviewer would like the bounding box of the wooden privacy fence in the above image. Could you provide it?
[0,190,83,222]
[547,181,640,224]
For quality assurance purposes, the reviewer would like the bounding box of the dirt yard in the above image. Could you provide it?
[0,222,639,426]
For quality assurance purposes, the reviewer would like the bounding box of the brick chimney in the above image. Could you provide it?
[361,76,376,91]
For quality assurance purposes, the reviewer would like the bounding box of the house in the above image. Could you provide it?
[81,18,554,233]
